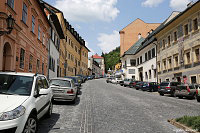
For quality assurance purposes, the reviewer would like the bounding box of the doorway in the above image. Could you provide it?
[2,43,12,71]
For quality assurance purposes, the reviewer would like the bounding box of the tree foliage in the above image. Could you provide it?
[103,47,120,73]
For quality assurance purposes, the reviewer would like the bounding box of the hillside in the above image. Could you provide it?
[102,47,120,73]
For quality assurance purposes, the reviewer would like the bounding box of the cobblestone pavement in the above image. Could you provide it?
[38,79,200,133]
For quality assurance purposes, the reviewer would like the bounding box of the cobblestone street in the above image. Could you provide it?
[38,79,200,133]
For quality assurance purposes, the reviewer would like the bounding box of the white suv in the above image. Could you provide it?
[0,72,53,133]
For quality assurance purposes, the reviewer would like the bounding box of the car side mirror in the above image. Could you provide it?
[39,89,48,96]
[34,89,39,98]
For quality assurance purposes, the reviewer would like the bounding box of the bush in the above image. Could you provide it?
[176,115,200,131]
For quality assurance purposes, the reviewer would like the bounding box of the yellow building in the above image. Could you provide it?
[156,1,200,84]
[38,2,90,77]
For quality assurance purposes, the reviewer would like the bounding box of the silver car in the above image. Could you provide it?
[49,78,78,103]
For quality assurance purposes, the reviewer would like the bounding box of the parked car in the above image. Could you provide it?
[111,78,117,84]
[65,76,81,94]
[135,82,144,90]
[175,83,197,99]
[129,81,140,88]
[140,82,159,92]
[74,76,82,84]
[0,72,53,133]
[76,75,86,83]
[119,80,124,86]
[158,81,181,96]
[87,75,93,80]
[115,78,123,84]
[106,78,112,83]
[196,84,200,102]
[123,79,134,87]
[49,78,78,103]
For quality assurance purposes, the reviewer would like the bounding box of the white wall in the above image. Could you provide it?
[49,39,59,79]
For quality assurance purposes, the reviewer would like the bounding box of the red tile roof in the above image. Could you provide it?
[92,54,103,59]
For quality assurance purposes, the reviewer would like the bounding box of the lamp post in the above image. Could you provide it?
[0,14,15,36]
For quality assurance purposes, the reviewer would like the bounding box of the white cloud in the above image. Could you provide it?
[55,0,119,22]
[169,0,191,11]
[97,30,120,53]
[142,0,164,7]
[85,42,95,57]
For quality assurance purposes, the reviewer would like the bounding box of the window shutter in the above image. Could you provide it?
[160,40,162,48]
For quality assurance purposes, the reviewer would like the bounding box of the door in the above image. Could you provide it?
[41,76,52,104]
[34,77,46,118]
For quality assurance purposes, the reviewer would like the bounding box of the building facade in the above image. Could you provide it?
[41,2,65,79]
[119,18,160,56]
[156,1,200,84]
[92,54,105,76]
[0,0,50,75]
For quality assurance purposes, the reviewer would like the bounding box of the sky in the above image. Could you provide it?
[44,0,194,56]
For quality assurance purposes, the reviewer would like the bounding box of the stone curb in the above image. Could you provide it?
[168,119,200,133]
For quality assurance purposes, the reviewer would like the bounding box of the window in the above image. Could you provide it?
[168,35,171,47]
[31,16,35,33]
[36,59,40,73]
[184,24,188,35]
[42,33,45,45]
[145,72,148,79]
[20,48,25,69]
[152,48,155,58]
[29,55,33,72]
[51,29,55,42]
[174,31,177,42]
[75,46,77,52]
[7,0,14,9]
[71,42,74,48]
[140,56,142,64]
[42,63,44,75]
[41,76,48,89]
[191,76,197,84]
[168,58,172,69]
[36,77,44,91]
[65,36,68,42]
[157,62,161,72]
[130,59,136,66]
[38,25,41,40]
[162,39,165,49]
[154,69,156,78]
[68,53,70,59]
[145,53,148,61]
[193,18,198,31]
[163,60,166,70]
[148,50,151,60]
[149,70,151,79]
[186,52,190,64]
[175,56,178,67]
[22,3,27,23]
[195,48,200,62]
[137,58,139,65]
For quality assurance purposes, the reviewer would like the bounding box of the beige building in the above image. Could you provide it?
[119,18,160,56]
[156,1,200,84]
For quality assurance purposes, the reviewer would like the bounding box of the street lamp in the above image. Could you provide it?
[0,14,15,36]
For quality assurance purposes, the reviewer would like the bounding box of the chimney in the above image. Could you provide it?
[138,33,141,39]
[187,1,194,7]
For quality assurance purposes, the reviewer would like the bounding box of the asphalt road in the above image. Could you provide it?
[38,79,200,133]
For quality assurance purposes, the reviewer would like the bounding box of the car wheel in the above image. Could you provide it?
[171,91,175,97]
[72,95,77,104]
[23,114,38,133]
[178,96,183,99]
[159,93,164,96]
[197,96,200,102]
[46,101,53,118]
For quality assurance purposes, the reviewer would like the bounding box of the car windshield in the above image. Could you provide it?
[0,74,33,96]
[160,82,169,86]
[50,79,71,87]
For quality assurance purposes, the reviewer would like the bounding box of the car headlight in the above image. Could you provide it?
[0,105,26,121]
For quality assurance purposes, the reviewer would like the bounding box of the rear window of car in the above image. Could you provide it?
[160,82,169,86]
[50,79,71,87]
